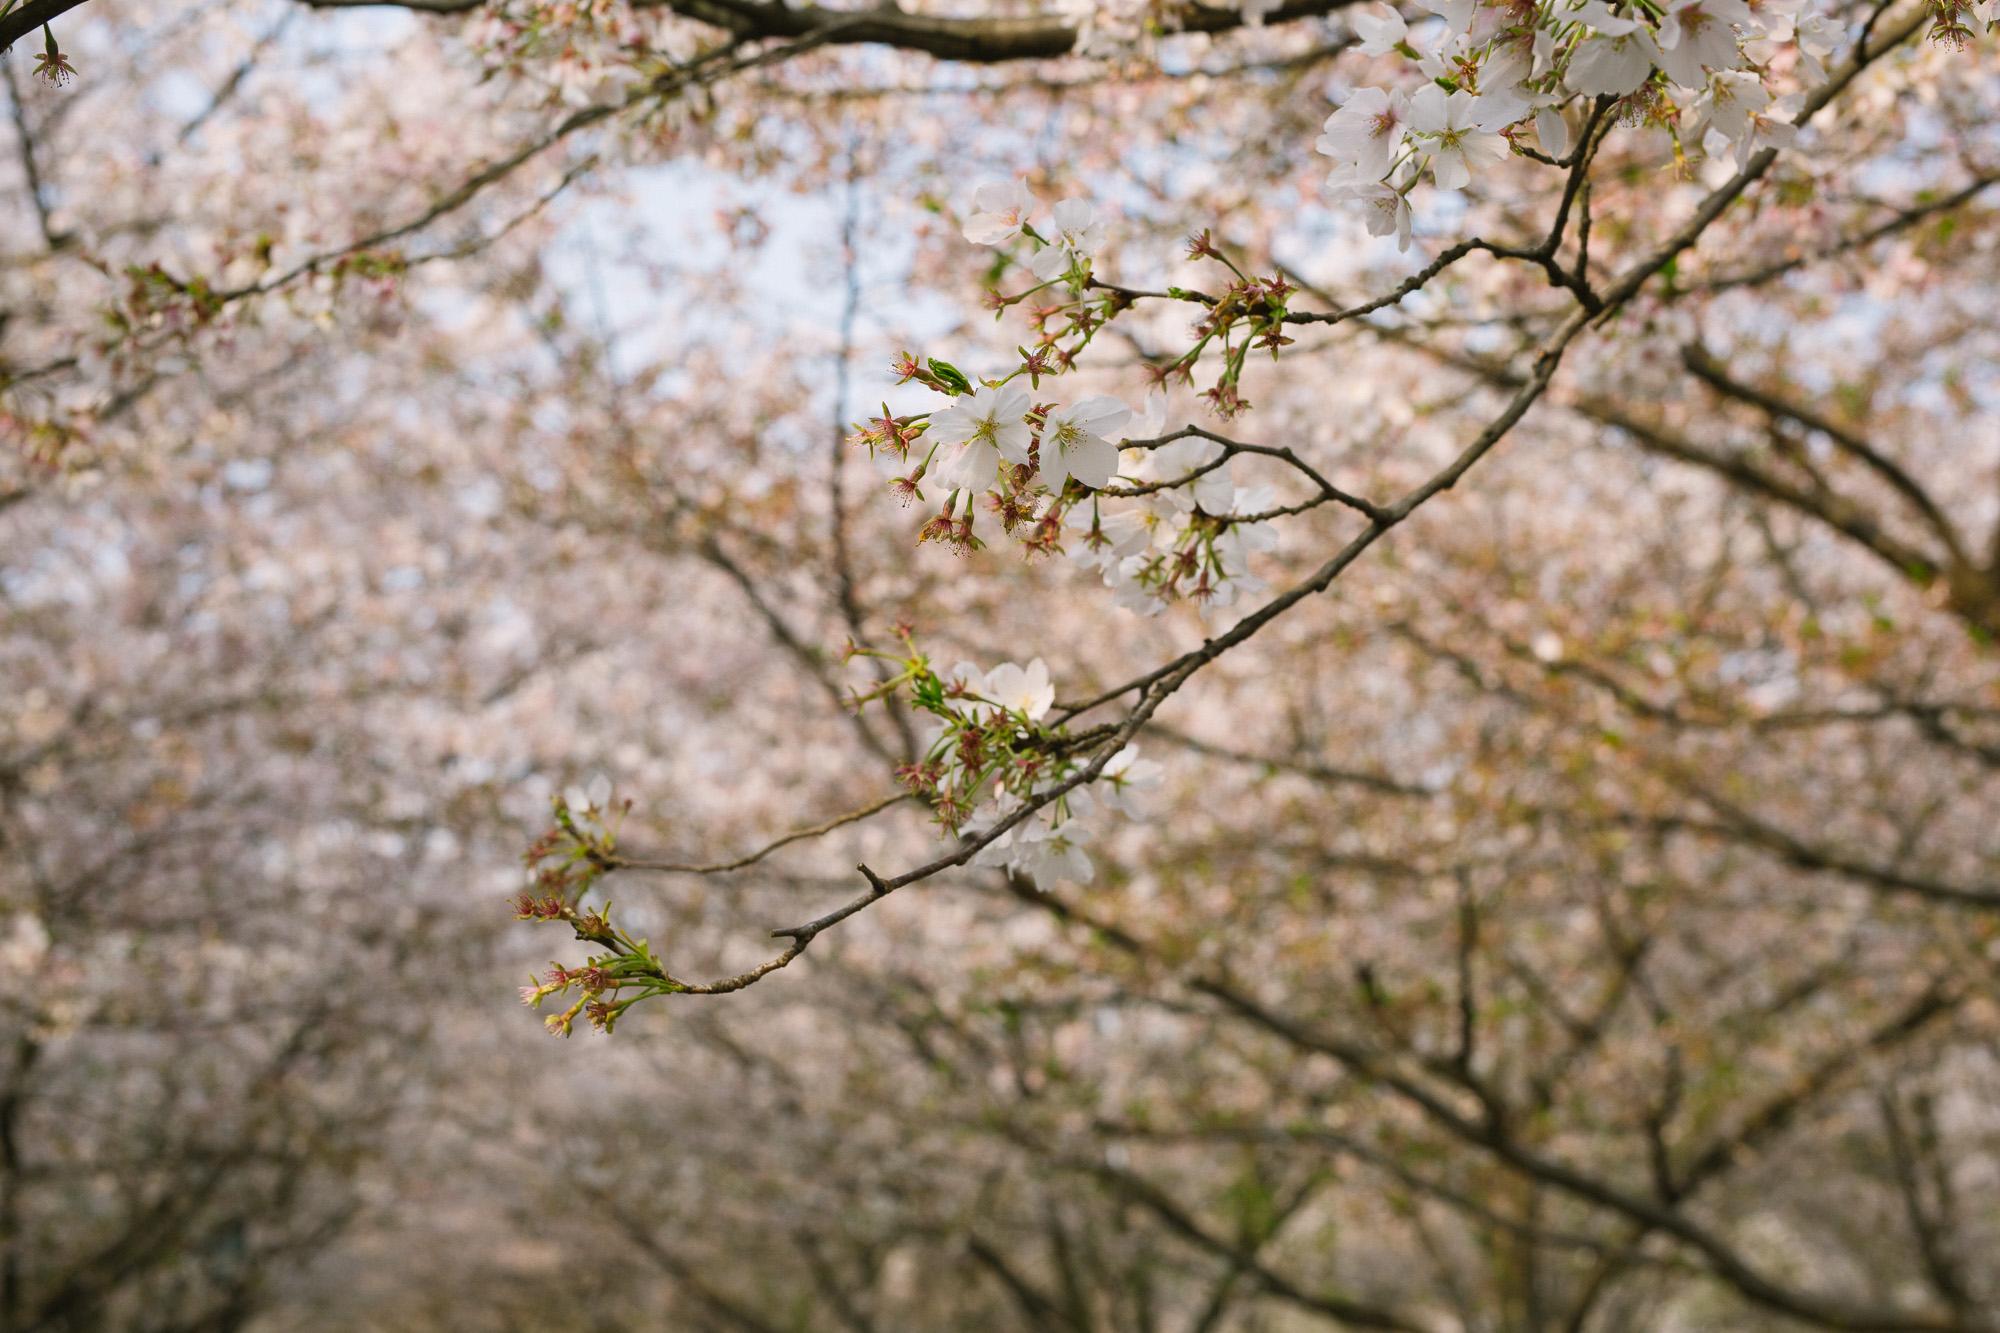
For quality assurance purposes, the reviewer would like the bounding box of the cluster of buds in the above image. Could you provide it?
[914,499,981,554]
[3,412,91,472]
[854,350,1132,553]
[1929,0,1991,47]
[959,186,1150,394]
[1013,297,1107,379]
[849,402,930,506]
[988,468,1068,555]
[1169,239,1299,420]
[967,204,1299,432]
[112,264,229,338]
[845,626,1162,885]
[514,781,685,1035]
[849,403,924,462]
[1110,511,1246,608]
[847,628,1096,834]
[857,181,1292,625]
[325,249,410,296]
[968,275,1123,405]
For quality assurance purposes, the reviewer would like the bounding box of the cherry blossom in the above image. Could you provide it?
[1066,503,1152,571]
[1690,69,1774,145]
[1655,0,1757,86]
[1339,180,1415,250]
[1535,105,1571,156]
[1351,5,1409,56]
[1416,0,1476,38]
[1097,746,1163,814]
[982,658,1054,720]
[1408,85,1507,192]
[929,383,1032,491]
[1564,3,1662,96]
[1150,435,1236,515]
[1029,199,1106,282]
[1316,86,1410,183]
[10,0,2000,1320]
[1039,396,1132,491]
[963,179,1035,246]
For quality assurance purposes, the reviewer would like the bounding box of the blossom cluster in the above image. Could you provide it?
[515,779,683,1035]
[850,182,1120,510]
[844,186,1296,626]
[466,0,695,107]
[852,369,1281,621]
[1314,0,1985,248]
[848,634,1160,885]
[847,372,1131,557]
[1066,442,1281,620]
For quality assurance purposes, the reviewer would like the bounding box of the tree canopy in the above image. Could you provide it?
[2,0,1997,1327]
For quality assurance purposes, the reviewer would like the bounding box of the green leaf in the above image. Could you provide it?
[927,358,972,395]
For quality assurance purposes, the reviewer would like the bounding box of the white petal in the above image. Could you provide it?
[1065,435,1120,490]
[1535,106,1570,156]
[1073,395,1133,436]
[1429,148,1471,191]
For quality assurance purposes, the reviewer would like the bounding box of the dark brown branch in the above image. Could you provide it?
[1199,979,1970,1333]
[1692,172,2000,293]
[1680,342,1970,568]
[610,793,909,875]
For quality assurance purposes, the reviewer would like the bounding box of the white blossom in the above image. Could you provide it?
[1066,503,1152,571]
[1415,0,1475,37]
[1705,95,1799,169]
[1409,85,1507,191]
[1041,396,1132,491]
[1128,387,1173,440]
[1098,746,1163,814]
[1471,83,1535,133]
[1030,199,1106,282]
[568,768,612,808]
[1489,34,1535,85]
[1352,5,1408,55]
[970,790,1096,884]
[1013,820,1094,884]
[1316,87,1410,183]
[963,179,1035,246]
[1793,11,1843,81]
[1152,435,1235,513]
[1111,555,1168,616]
[1690,69,1771,145]
[930,383,1032,491]
[1535,105,1571,157]
[1566,7,1660,95]
[1337,180,1414,251]
[983,658,1054,720]
[1655,0,1754,87]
